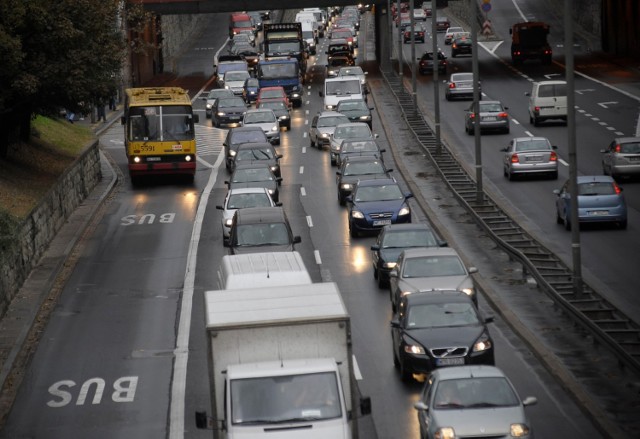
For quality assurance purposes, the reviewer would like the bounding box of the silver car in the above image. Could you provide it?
[414,366,537,439]
[445,72,480,101]
[241,109,281,145]
[389,247,477,312]
[216,188,279,242]
[502,137,558,180]
[329,122,377,166]
[600,136,640,180]
[464,100,510,134]
[223,70,251,95]
[308,111,350,149]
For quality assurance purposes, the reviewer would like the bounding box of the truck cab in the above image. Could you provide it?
[257,58,303,108]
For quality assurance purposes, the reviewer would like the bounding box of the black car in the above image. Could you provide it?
[337,139,385,168]
[347,178,413,237]
[451,35,473,57]
[390,291,495,381]
[225,163,282,202]
[336,156,392,206]
[212,96,249,128]
[370,223,447,288]
[417,50,448,75]
[326,52,356,78]
[403,24,426,43]
[226,206,301,255]
[223,126,269,171]
[232,142,283,178]
[336,99,374,129]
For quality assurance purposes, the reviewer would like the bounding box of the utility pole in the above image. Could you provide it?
[472,0,483,204]
[432,3,441,155]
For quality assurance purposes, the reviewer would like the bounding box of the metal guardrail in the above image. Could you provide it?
[380,68,640,376]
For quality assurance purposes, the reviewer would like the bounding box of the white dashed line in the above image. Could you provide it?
[301,187,306,196]
[314,250,322,265]
[512,119,521,125]
[303,132,308,138]
[558,158,569,166]
[302,146,307,153]
[306,215,314,227]
[299,166,304,174]
[524,131,535,137]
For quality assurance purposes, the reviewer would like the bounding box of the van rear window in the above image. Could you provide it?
[539,83,566,97]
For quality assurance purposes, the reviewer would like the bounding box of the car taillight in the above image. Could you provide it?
[469,113,476,119]
[498,112,508,118]
[550,151,557,161]
[511,154,519,163]
[449,83,456,89]
[614,144,621,153]
[613,182,622,194]
[534,106,541,112]
[452,43,457,49]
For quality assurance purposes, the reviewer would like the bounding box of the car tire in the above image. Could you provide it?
[452,51,457,58]
[399,359,412,382]
[377,274,386,289]
[373,268,378,280]
[445,94,451,101]
[350,225,359,238]
[504,127,510,134]
[393,347,400,368]
[507,169,515,181]
[338,193,345,206]
[533,116,540,127]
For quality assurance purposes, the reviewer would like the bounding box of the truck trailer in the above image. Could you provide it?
[196,282,371,439]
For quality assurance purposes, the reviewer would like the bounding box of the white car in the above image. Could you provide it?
[413,8,427,21]
[444,26,464,44]
[216,188,280,243]
[223,70,251,95]
[241,108,281,145]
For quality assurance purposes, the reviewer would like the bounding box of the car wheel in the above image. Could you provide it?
[507,169,515,181]
[338,193,345,206]
[393,346,400,368]
[533,116,540,127]
[310,137,316,148]
[286,123,291,130]
[350,225,359,238]
[373,267,378,280]
[504,126,510,134]
[445,94,451,101]
[452,51,457,58]
[399,359,413,382]
[377,274,386,289]
[602,164,609,175]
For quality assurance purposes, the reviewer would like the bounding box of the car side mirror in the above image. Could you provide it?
[216,205,224,210]
[405,192,413,199]
[413,401,428,412]
[484,315,495,324]
[500,147,508,152]
[275,202,283,206]
[525,92,531,96]
[390,319,400,328]
[371,244,380,251]
[224,180,230,186]
[277,154,283,159]
[374,134,379,138]
[276,177,283,183]
[380,148,386,153]
[438,239,448,247]
[552,145,558,149]
[336,171,342,176]
[293,236,302,244]
[468,267,478,274]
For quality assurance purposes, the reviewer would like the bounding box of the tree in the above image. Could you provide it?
[0,0,125,158]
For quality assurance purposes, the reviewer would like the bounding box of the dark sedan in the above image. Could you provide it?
[225,163,282,202]
[390,291,495,381]
[346,178,413,237]
[231,142,283,178]
[403,24,426,43]
[451,35,473,57]
[417,50,448,75]
[212,96,249,128]
[336,156,392,205]
[223,126,269,172]
[336,99,374,129]
[371,223,446,288]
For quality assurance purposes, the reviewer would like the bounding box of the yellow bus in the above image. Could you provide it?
[121,87,199,182]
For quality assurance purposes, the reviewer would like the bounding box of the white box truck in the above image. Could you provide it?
[196,282,371,439]
[216,251,312,290]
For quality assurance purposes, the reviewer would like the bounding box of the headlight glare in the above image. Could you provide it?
[510,424,530,437]
[473,332,492,352]
[229,150,236,156]
[398,206,411,216]
[434,428,455,439]
[403,344,425,355]
[351,210,364,219]
[384,261,397,269]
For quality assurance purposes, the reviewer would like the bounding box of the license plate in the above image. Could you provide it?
[436,358,465,366]
[628,157,640,161]
[373,219,392,226]
[147,157,161,162]
[527,155,543,162]
[589,210,609,216]
[483,116,496,121]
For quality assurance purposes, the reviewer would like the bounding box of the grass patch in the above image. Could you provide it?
[0,116,94,220]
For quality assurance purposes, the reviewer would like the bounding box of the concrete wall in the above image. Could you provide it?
[161,14,211,73]
[0,142,101,318]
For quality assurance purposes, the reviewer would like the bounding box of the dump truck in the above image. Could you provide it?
[510,21,552,65]
[196,282,371,439]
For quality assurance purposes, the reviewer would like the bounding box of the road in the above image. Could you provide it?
[1,4,638,439]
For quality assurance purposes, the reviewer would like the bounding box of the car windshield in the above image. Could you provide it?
[244,112,275,124]
[260,90,285,99]
[514,139,552,151]
[342,141,378,153]
[406,302,479,328]
[332,30,352,38]
[578,182,616,196]
[326,80,362,95]
[446,27,463,34]
[402,256,466,278]
[433,378,519,409]
[236,223,290,246]
[338,101,367,111]
[208,90,233,99]
[354,184,403,202]
[259,63,298,79]
[230,131,267,144]
[245,79,259,87]
[259,101,287,111]
[232,168,273,183]
[318,116,350,128]
[343,161,386,176]
[479,103,504,112]
[236,147,275,161]
[339,67,363,76]
[453,73,473,82]
[618,142,640,154]
[219,98,246,108]
[227,193,272,209]
[225,72,250,82]
[382,230,437,248]
[334,125,371,139]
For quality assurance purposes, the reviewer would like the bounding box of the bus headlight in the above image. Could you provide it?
[133,156,141,163]
[185,155,192,162]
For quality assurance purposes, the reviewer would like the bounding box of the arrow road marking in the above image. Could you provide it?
[575,89,595,94]
[598,102,619,109]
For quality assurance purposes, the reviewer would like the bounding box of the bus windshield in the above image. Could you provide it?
[128,105,194,141]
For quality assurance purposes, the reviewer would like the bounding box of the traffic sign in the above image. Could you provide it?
[481,3,492,12]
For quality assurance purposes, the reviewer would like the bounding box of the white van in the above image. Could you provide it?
[526,80,567,126]
[217,251,312,290]
[320,77,365,110]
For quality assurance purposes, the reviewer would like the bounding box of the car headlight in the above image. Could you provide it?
[321,133,329,138]
[268,189,275,194]
[400,290,412,298]
[229,150,236,156]
[270,166,278,172]
[271,125,278,131]
[225,85,230,89]
[326,105,335,110]
[384,261,397,269]
[279,115,289,120]
[434,427,455,439]
[398,206,411,216]
[249,91,256,95]
[510,424,530,437]
[341,183,353,190]
[206,103,212,109]
[403,343,425,355]
[217,112,226,116]
[328,70,336,76]
[460,287,475,297]
[359,115,371,120]
[351,210,364,219]
[473,332,492,352]
[292,85,300,92]
[224,218,233,227]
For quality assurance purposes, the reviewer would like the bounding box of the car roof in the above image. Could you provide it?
[432,365,506,380]
[245,108,274,114]
[337,98,367,105]
[235,206,287,223]
[401,247,459,258]
[614,136,640,143]
[406,290,472,306]
[336,122,371,128]
[318,111,346,118]
[234,162,272,170]
[355,177,397,187]
[228,187,270,195]
[576,175,616,184]
[236,142,274,150]
[344,155,383,164]
[230,126,265,133]
[382,223,434,233]
[513,136,549,142]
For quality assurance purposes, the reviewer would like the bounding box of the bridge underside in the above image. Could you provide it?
[142,0,384,15]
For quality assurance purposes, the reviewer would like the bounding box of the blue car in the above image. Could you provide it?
[346,178,413,237]
[242,78,260,104]
[554,175,627,230]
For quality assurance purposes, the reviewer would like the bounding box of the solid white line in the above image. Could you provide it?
[301,187,307,196]
[512,119,521,125]
[299,166,304,174]
[306,215,313,227]
[314,249,322,265]
[352,355,363,380]
[558,158,569,166]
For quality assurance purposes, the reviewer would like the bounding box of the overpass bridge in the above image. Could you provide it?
[140,0,385,15]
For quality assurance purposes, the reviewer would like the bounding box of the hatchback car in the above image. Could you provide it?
[418,51,448,75]
[226,207,301,255]
[242,78,260,104]
[413,7,427,21]
[212,96,249,128]
[389,247,478,312]
[444,27,464,44]
[203,89,235,118]
[336,99,374,128]
[371,223,446,288]
[225,163,282,202]
[223,126,269,171]
[435,16,450,32]
[257,99,292,130]
[347,178,413,237]
[309,111,351,149]
[554,175,627,230]
[502,137,558,180]
[404,24,427,44]
[451,35,473,57]
[600,136,640,180]
[223,70,252,95]
[445,73,480,101]
[391,291,495,381]
[414,366,537,439]
[232,142,283,178]
[241,108,280,145]
[336,156,392,205]
[256,86,290,108]
[330,122,377,165]
[216,188,280,243]
[464,100,510,135]
[337,139,385,168]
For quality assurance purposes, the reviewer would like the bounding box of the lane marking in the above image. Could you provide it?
[301,186,307,196]
[302,146,307,154]
[306,215,314,227]
[299,166,304,174]
[314,250,322,265]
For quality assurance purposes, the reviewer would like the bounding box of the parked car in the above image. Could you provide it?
[257,99,292,130]
[371,223,446,288]
[241,108,280,145]
[451,34,473,57]
[445,72,480,101]
[337,139,385,168]
[389,247,478,312]
[212,96,249,128]
[202,88,235,118]
[554,175,627,230]
[226,207,301,255]
[225,163,282,202]
[417,50,448,75]
[336,156,392,205]
[232,142,282,178]
[502,137,558,180]
[336,99,374,128]
[414,366,537,438]
[330,122,377,165]
[216,188,280,243]
[444,27,464,44]
[346,178,413,237]
[309,111,351,149]
[464,100,510,135]
[601,136,640,180]
[391,291,495,381]
[223,126,269,171]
